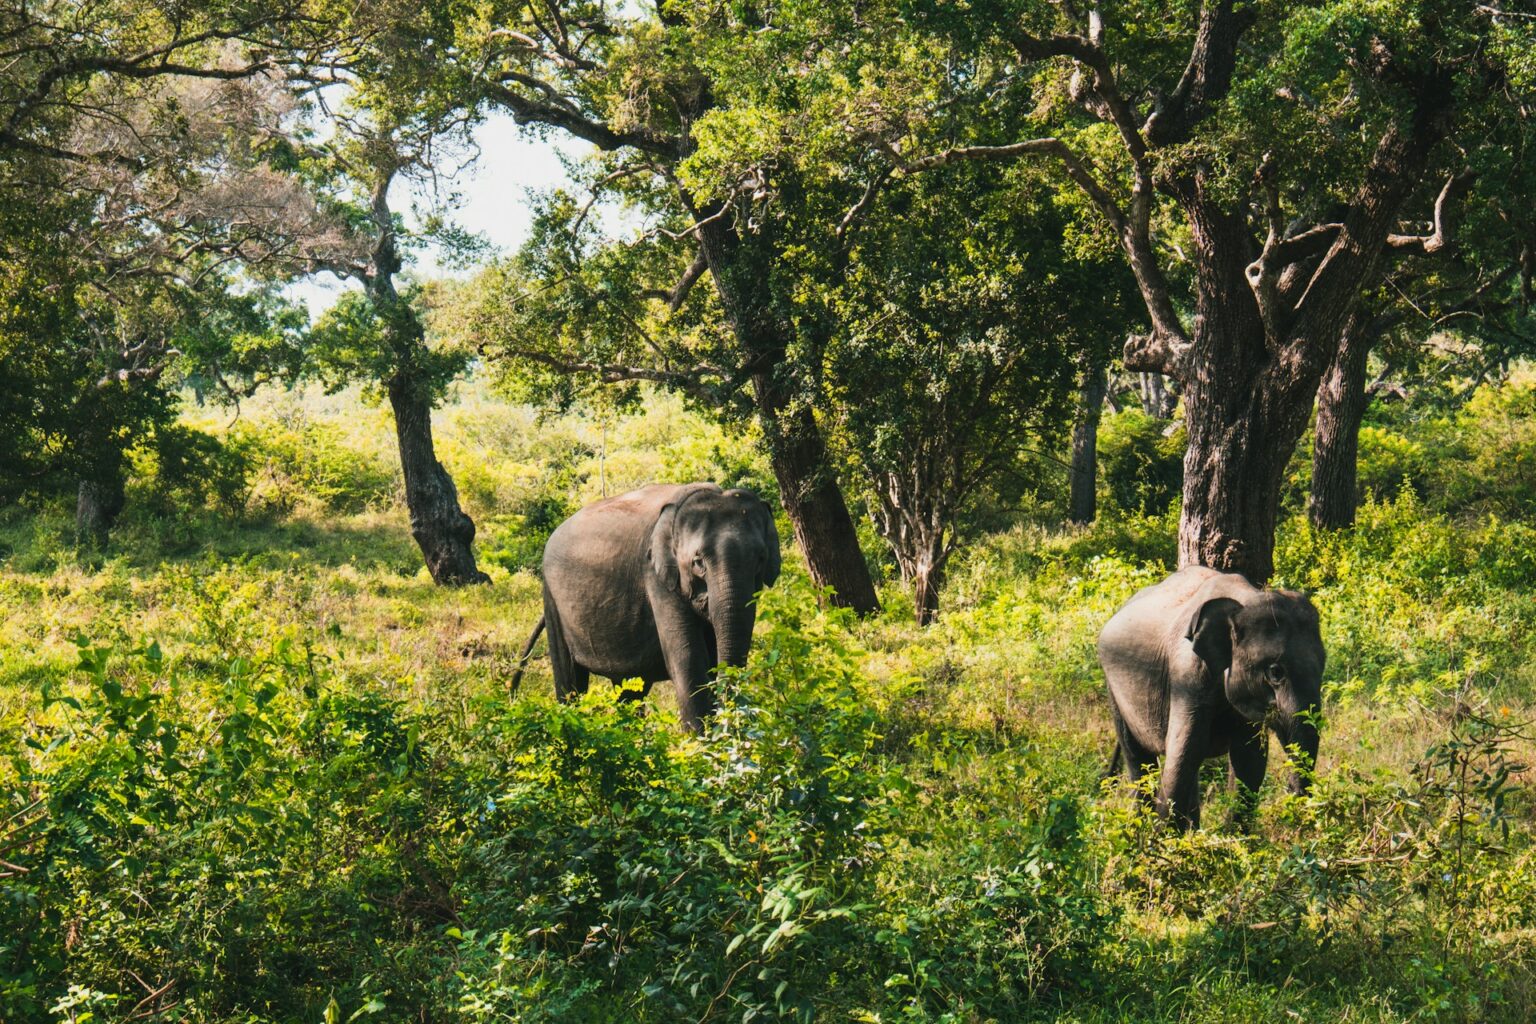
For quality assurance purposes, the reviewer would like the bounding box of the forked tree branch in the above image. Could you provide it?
[1143,1,1258,146]
[1385,171,1477,255]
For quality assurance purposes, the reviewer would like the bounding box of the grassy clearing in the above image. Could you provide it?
[2,380,1535,1022]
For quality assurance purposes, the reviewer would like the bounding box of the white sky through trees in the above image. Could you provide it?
[286,112,585,317]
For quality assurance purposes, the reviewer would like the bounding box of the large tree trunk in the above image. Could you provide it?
[756,380,881,614]
[1169,103,1441,583]
[1069,361,1108,525]
[1309,317,1375,530]
[1173,194,1321,586]
[1178,377,1309,585]
[386,376,489,587]
[76,466,126,547]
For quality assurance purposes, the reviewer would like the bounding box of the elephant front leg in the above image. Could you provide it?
[1225,722,1268,832]
[652,607,716,734]
[1158,708,1212,831]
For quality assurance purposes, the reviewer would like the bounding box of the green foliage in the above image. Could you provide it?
[3,355,1536,1024]
[1096,409,1187,517]
[232,416,399,517]
[127,424,256,520]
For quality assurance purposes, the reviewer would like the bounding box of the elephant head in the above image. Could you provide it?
[1186,586,1325,793]
[650,487,781,670]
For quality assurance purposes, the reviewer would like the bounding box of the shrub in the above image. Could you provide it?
[233,417,397,516]
[1097,409,1185,517]
[127,424,255,519]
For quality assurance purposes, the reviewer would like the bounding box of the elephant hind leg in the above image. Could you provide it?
[543,593,589,702]
[1108,701,1159,809]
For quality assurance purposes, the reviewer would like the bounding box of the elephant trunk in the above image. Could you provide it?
[712,577,756,670]
[1281,713,1321,796]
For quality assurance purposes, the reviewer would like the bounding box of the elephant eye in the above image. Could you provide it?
[1265,662,1287,684]
[691,554,705,570]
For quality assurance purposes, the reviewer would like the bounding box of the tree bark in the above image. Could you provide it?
[1309,317,1375,530]
[1177,369,1308,585]
[76,468,126,547]
[755,378,881,614]
[1069,361,1108,525]
[386,375,489,586]
[1172,189,1320,585]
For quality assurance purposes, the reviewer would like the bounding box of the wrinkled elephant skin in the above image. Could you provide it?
[1098,566,1325,830]
[537,483,781,733]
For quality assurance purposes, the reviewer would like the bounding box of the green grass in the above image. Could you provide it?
[3,379,1535,1022]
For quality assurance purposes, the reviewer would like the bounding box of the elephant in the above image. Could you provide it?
[509,482,781,733]
[1097,566,1325,830]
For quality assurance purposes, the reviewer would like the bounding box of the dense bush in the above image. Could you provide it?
[127,424,255,519]
[1096,409,1186,517]
[233,416,398,516]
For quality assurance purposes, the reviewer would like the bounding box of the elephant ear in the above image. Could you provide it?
[649,503,683,595]
[1186,596,1242,672]
[753,501,782,587]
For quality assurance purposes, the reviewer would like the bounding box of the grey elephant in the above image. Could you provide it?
[510,483,781,732]
[1097,566,1325,830]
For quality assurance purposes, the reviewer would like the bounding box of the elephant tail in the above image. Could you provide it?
[508,615,546,695]
[1100,740,1123,782]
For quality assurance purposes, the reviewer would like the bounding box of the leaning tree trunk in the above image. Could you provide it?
[1309,317,1375,530]
[76,467,126,547]
[363,180,489,589]
[386,374,489,586]
[1069,362,1108,525]
[755,380,881,614]
[691,199,880,614]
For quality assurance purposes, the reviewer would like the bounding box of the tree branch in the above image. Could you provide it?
[1384,171,1476,256]
[482,81,680,156]
[665,248,709,312]
[1143,1,1258,146]
[836,166,894,244]
[503,348,741,404]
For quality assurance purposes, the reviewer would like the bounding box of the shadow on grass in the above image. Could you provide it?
[0,505,425,576]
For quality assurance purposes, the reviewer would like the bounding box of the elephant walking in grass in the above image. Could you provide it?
[1097,566,1325,830]
[511,483,781,733]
